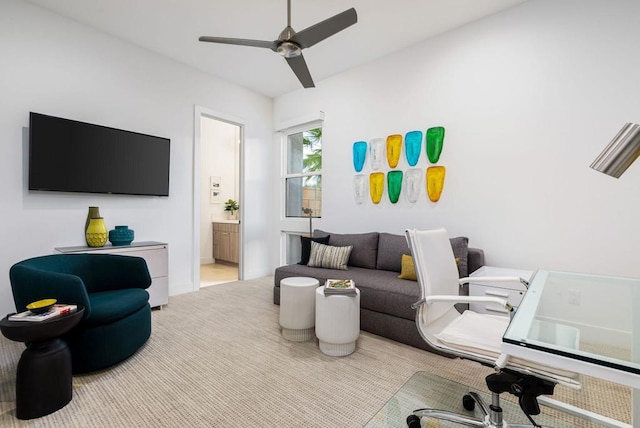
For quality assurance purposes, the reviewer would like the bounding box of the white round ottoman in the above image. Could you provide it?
[315,287,361,356]
[279,277,319,341]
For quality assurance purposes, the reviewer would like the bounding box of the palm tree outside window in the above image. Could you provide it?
[284,125,322,219]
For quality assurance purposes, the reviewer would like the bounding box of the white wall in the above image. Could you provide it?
[0,0,274,315]
[273,0,640,279]
[200,117,239,263]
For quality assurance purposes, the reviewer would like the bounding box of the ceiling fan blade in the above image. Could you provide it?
[290,8,357,49]
[285,54,315,88]
[199,36,277,50]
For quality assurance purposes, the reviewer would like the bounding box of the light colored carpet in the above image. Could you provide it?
[0,277,630,427]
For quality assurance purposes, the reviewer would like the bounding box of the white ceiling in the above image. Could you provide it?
[26,0,527,98]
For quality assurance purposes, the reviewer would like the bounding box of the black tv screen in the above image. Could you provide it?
[29,112,170,196]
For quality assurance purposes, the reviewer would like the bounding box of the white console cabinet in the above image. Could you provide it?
[469,266,533,316]
[55,241,169,309]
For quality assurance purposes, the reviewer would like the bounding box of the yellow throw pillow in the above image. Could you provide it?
[398,254,461,281]
[398,254,417,281]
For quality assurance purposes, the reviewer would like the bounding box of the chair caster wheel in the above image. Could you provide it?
[406,414,421,428]
[463,394,475,411]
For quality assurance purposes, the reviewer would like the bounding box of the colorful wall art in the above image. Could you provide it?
[405,168,423,203]
[387,171,403,204]
[426,127,445,164]
[353,141,367,172]
[369,172,385,204]
[369,138,385,170]
[426,166,446,202]
[353,174,367,205]
[352,126,446,205]
[404,131,422,167]
[386,135,402,168]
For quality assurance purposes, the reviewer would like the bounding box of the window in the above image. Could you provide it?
[284,125,322,218]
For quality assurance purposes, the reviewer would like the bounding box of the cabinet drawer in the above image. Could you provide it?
[118,248,168,278]
[469,284,525,316]
[213,223,238,233]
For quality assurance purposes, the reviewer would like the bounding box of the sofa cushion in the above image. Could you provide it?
[307,242,352,270]
[85,288,149,326]
[298,235,330,265]
[313,230,379,269]
[274,264,419,321]
[376,233,409,272]
[376,232,470,277]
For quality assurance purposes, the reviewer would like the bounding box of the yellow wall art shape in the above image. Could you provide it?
[426,166,446,202]
[369,172,385,204]
[386,134,402,168]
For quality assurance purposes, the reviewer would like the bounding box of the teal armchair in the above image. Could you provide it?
[10,253,152,373]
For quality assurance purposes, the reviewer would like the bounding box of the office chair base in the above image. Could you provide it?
[408,391,553,428]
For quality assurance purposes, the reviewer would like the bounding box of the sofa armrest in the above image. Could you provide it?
[468,248,485,274]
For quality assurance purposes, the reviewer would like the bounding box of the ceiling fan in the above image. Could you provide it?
[199,0,357,89]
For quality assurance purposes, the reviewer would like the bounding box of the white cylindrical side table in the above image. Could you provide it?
[315,287,360,356]
[279,277,319,341]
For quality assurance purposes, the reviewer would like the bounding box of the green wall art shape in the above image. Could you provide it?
[404,131,422,167]
[426,126,445,163]
[387,171,403,204]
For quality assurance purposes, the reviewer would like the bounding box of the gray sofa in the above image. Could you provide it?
[273,230,484,354]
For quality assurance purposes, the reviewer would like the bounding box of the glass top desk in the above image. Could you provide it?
[502,269,639,426]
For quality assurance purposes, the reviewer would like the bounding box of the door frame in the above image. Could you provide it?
[193,105,245,290]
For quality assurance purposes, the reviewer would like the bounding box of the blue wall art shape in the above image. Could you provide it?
[369,138,385,170]
[352,141,367,172]
[353,174,367,205]
[404,131,423,167]
[405,168,423,203]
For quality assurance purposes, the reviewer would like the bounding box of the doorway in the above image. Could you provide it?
[195,108,243,289]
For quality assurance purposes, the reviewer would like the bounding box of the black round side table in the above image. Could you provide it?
[0,306,84,420]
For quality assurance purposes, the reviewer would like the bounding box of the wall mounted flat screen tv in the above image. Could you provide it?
[29,112,170,196]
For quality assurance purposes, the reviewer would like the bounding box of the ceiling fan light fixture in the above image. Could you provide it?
[276,41,302,58]
[198,2,357,88]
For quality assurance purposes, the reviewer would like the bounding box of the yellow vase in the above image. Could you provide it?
[86,217,108,247]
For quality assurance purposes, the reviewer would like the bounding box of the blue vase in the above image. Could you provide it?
[109,225,134,246]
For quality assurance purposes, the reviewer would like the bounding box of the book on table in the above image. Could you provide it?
[324,279,356,296]
[9,304,78,322]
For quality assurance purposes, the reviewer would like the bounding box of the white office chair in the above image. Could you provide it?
[405,228,581,428]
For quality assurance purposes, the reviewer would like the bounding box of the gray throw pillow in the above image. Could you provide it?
[307,241,353,270]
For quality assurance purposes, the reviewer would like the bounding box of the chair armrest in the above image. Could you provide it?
[420,294,513,311]
[10,265,92,317]
[459,276,529,289]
